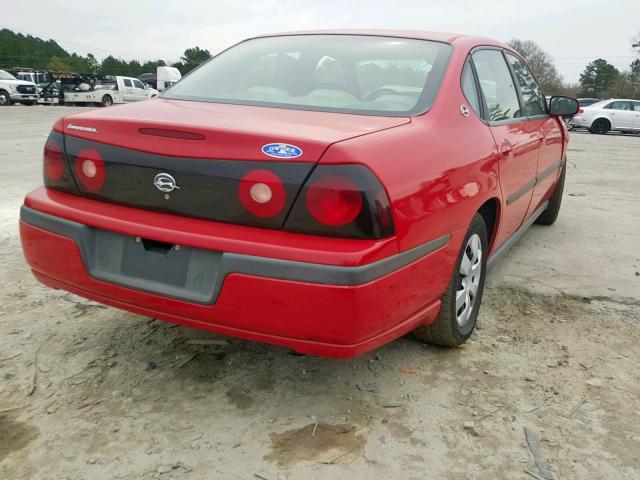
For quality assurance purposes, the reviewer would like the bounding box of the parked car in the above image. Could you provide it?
[19,31,578,357]
[0,69,39,106]
[569,99,640,134]
[137,72,158,89]
[64,75,158,107]
[577,97,600,107]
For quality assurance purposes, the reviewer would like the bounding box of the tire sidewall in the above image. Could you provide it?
[444,215,488,341]
[0,90,11,106]
[591,119,609,134]
[102,95,113,107]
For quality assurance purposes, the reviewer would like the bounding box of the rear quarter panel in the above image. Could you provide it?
[320,52,501,253]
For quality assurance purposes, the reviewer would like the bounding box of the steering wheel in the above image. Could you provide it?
[364,88,398,101]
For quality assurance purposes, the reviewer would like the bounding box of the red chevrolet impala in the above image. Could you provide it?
[19,31,578,357]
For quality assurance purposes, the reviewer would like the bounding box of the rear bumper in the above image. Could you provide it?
[20,189,461,357]
[568,116,590,128]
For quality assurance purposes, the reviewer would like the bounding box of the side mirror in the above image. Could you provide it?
[549,96,579,116]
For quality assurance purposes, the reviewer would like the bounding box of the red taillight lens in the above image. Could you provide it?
[238,169,286,218]
[43,138,64,181]
[284,164,394,239]
[74,148,105,190]
[578,108,584,114]
[306,176,362,226]
[43,129,77,193]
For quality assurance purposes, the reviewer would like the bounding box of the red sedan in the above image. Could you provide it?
[19,31,578,357]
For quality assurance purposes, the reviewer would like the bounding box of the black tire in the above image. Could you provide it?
[101,95,113,107]
[590,118,610,135]
[20,101,35,106]
[413,213,488,347]
[0,90,12,106]
[535,162,566,226]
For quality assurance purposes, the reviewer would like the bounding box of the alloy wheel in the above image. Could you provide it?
[0,92,9,106]
[456,233,482,327]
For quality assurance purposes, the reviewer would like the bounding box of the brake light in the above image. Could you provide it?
[238,169,286,218]
[42,129,77,192]
[74,148,105,190]
[43,138,64,181]
[306,176,362,226]
[578,108,584,114]
[284,164,394,239]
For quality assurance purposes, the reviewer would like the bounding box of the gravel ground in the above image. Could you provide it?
[1,105,639,480]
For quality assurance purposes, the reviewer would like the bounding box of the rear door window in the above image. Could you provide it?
[123,79,132,87]
[471,50,522,122]
[505,53,547,117]
[461,61,481,117]
[632,101,640,112]
[605,101,630,110]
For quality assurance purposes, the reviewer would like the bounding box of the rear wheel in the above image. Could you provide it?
[535,162,566,225]
[590,118,610,135]
[413,214,488,347]
[101,95,113,107]
[0,90,12,106]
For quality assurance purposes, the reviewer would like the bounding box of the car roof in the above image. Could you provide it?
[253,29,503,46]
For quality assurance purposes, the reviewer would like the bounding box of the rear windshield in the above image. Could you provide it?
[163,35,452,116]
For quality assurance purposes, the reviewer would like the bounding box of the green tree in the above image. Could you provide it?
[85,53,99,73]
[579,59,619,97]
[47,56,69,72]
[176,47,212,74]
[507,39,563,92]
[99,55,130,75]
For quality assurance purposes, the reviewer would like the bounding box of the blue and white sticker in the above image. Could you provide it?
[261,143,303,159]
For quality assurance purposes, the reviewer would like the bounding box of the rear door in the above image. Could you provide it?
[504,52,564,215]
[632,101,640,129]
[605,101,634,129]
[472,48,539,246]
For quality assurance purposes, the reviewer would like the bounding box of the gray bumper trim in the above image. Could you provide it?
[21,206,450,303]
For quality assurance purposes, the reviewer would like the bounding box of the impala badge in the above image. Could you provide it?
[154,173,180,193]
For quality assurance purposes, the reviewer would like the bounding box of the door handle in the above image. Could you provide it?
[501,142,513,155]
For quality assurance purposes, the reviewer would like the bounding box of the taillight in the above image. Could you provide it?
[74,148,105,190]
[578,108,584,114]
[238,169,286,218]
[306,176,362,226]
[42,129,77,192]
[44,138,64,181]
[284,165,394,239]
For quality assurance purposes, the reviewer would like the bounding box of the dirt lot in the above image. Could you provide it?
[1,106,639,480]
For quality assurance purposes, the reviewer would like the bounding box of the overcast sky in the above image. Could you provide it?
[4,0,640,83]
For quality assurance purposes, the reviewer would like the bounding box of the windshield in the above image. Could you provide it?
[163,35,452,116]
[0,70,17,80]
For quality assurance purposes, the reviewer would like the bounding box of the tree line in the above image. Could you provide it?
[508,35,640,99]
[0,29,212,77]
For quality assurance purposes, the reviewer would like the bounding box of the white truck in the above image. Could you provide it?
[0,69,40,106]
[64,76,158,107]
[157,66,181,91]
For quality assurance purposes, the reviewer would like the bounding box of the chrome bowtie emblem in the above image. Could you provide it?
[153,173,180,193]
[460,105,470,117]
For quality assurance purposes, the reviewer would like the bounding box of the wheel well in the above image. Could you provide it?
[477,198,499,251]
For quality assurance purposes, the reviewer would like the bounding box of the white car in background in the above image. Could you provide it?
[569,99,640,134]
